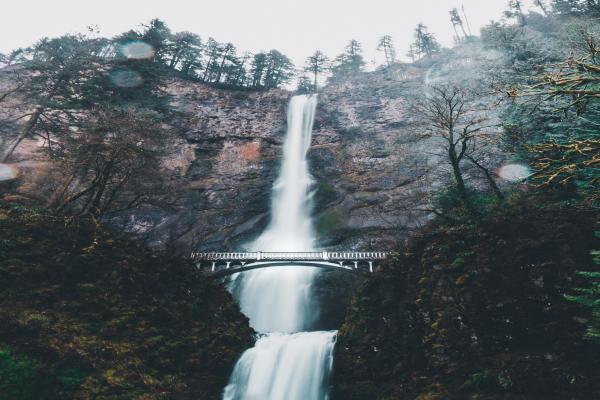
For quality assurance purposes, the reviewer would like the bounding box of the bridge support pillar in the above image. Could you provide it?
[353,261,358,269]
[369,261,373,273]
[211,262,216,272]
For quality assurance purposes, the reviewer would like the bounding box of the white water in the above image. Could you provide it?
[223,95,336,400]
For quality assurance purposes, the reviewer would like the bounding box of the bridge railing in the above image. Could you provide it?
[192,251,389,261]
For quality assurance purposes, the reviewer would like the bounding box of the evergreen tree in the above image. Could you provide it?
[214,42,236,83]
[450,8,468,42]
[263,50,294,89]
[304,50,330,92]
[506,26,599,200]
[140,19,172,63]
[377,35,396,67]
[250,52,268,87]
[201,38,223,82]
[1,35,110,162]
[504,0,526,26]
[296,76,313,94]
[566,269,600,344]
[167,32,203,75]
[331,39,365,79]
[248,51,294,89]
[552,0,600,16]
[409,24,441,60]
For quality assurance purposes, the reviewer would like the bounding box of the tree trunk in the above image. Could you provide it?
[1,107,42,163]
[459,22,468,38]
[452,25,460,41]
[467,156,505,200]
[449,146,470,208]
[202,55,214,82]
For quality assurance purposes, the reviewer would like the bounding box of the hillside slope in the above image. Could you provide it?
[332,197,600,400]
[0,202,253,400]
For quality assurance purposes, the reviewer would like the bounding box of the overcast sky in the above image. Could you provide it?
[1,0,539,67]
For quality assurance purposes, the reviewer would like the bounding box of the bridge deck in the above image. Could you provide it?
[193,251,388,261]
[192,251,389,277]
[192,251,388,261]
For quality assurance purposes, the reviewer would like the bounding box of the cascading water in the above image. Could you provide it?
[223,95,336,400]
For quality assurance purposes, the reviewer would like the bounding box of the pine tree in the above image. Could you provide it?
[450,8,468,42]
[167,32,203,76]
[504,0,526,26]
[552,0,600,16]
[377,35,396,67]
[565,241,600,344]
[331,39,365,79]
[409,24,441,60]
[304,51,330,92]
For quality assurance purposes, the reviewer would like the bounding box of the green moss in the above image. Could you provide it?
[0,347,88,400]
[317,211,343,236]
[338,126,362,135]
[0,202,253,399]
[333,197,600,400]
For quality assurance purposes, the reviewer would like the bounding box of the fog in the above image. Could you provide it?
[1,0,541,66]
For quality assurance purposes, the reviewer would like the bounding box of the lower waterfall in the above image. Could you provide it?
[223,94,336,400]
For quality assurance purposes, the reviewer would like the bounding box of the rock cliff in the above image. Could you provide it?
[1,41,504,255]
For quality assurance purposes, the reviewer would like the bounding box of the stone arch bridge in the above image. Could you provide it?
[192,251,389,278]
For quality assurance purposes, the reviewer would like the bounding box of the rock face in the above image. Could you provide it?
[331,199,600,400]
[0,41,504,254]
[310,66,431,250]
[148,82,292,250]
[148,67,435,252]
[0,42,506,333]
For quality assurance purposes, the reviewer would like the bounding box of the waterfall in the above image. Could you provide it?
[223,95,336,400]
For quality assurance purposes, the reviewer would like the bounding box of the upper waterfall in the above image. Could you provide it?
[230,94,320,334]
[251,94,318,253]
[223,95,336,400]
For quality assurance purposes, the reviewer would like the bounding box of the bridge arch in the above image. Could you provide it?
[192,251,389,277]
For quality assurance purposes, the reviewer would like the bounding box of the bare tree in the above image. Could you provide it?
[52,108,171,220]
[414,85,503,210]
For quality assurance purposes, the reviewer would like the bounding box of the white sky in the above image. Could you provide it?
[1,0,540,67]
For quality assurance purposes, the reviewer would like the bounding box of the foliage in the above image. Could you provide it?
[303,50,330,92]
[0,202,253,399]
[406,24,440,61]
[333,198,600,399]
[552,0,600,16]
[565,232,600,344]
[0,347,87,400]
[331,40,365,80]
[249,50,295,89]
[1,34,112,163]
[377,35,396,67]
[506,25,600,203]
[449,8,470,42]
[50,108,171,219]
[566,271,600,343]
[413,85,503,212]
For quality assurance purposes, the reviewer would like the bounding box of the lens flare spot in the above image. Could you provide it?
[0,163,19,181]
[110,69,143,87]
[120,41,154,59]
[498,164,531,182]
